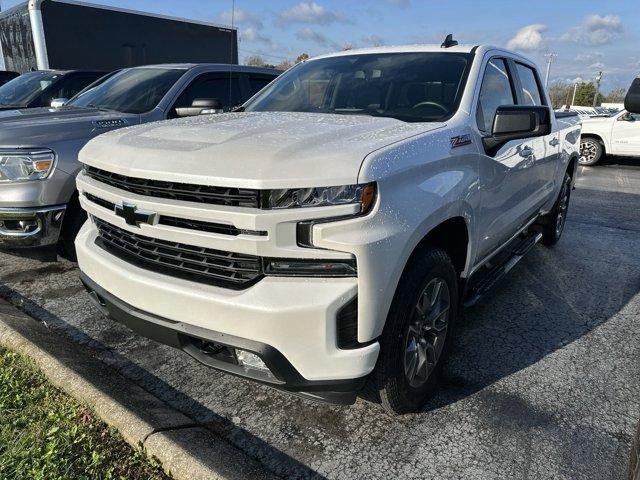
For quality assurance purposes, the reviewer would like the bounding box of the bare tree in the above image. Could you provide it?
[548,81,572,109]
[275,59,294,71]
[245,55,266,67]
[295,53,310,64]
[603,87,626,103]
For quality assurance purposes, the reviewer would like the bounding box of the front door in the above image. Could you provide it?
[475,57,543,259]
[611,112,640,155]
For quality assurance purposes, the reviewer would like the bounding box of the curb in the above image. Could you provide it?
[0,298,278,480]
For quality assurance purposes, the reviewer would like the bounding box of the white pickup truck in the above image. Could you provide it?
[580,110,640,165]
[75,40,581,414]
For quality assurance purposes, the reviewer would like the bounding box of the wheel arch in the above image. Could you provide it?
[567,153,579,184]
[581,133,607,154]
[409,217,470,276]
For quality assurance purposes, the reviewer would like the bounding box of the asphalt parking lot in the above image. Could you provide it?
[1,157,639,480]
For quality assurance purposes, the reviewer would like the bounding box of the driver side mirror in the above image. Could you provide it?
[483,105,551,156]
[50,98,69,108]
[619,112,635,122]
[175,98,224,117]
[624,77,640,114]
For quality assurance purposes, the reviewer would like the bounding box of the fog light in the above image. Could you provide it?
[236,349,268,371]
[263,258,357,277]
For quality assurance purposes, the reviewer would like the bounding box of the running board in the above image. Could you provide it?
[464,232,542,308]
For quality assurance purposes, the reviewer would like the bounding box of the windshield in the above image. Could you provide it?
[0,71,62,107]
[245,52,472,122]
[69,68,186,114]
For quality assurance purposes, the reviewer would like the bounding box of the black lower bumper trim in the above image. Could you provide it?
[80,273,367,405]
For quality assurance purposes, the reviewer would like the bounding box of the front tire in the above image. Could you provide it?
[60,194,87,262]
[579,137,603,166]
[368,248,458,415]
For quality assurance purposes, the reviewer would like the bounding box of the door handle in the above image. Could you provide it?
[519,146,534,157]
[549,138,560,147]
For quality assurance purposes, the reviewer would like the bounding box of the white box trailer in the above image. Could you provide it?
[0,0,238,73]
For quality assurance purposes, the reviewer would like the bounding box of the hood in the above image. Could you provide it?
[80,112,444,189]
[0,107,139,147]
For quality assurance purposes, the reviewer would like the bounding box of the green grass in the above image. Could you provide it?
[0,346,171,480]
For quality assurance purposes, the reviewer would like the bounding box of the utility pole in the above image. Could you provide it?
[544,53,557,88]
[593,71,603,107]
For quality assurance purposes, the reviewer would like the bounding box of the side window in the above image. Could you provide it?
[515,63,544,106]
[56,74,103,99]
[476,58,515,132]
[247,75,275,97]
[34,74,102,106]
[170,74,242,117]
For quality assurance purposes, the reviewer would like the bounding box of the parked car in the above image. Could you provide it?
[0,64,279,257]
[580,110,640,165]
[0,70,107,110]
[0,70,19,86]
[75,41,581,414]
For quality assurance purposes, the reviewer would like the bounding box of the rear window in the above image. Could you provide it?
[515,63,544,106]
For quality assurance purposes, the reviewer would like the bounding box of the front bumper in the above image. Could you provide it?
[80,273,368,404]
[75,221,380,403]
[0,205,66,247]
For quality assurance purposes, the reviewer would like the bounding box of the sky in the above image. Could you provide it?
[2,0,639,91]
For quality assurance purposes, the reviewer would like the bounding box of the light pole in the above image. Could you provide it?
[544,53,557,88]
[593,71,603,107]
[571,83,578,106]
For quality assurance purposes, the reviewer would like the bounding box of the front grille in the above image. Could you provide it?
[84,166,260,208]
[84,193,266,237]
[94,219,263,289]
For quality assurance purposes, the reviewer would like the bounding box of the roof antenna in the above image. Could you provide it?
[441,34,458,48]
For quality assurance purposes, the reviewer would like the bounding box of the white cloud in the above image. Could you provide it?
[561,14,623,45]
[219,8,263,29]
[277,2,346,25]
[575,52,603,64]
[296,28,337,48]
[361,34,385,47]
[240,27,279,51]
[506,24,547,51]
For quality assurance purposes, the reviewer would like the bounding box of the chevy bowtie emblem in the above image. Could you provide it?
[114,203,157,228]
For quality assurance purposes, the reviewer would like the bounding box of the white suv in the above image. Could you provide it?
[75,41,581,414]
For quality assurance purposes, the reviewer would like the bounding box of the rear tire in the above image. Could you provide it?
[367,247,459,415]
[60,194,87,262]
[540,172,571,247]
[579,137,603,166]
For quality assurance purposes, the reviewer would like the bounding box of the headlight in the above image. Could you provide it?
[264,183,376,212]
[0,149,56,182]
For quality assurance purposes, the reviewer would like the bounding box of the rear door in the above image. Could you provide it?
[475,57,543,259]
[610,112,640,154]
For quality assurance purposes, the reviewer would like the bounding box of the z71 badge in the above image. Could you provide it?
[450,134,472,148]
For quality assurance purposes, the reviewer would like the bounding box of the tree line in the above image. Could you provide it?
[245,53,310,71]
[548,81,626,109]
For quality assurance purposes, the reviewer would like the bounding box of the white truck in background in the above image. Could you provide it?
[580,110,640,165]
[75,39,581,414]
